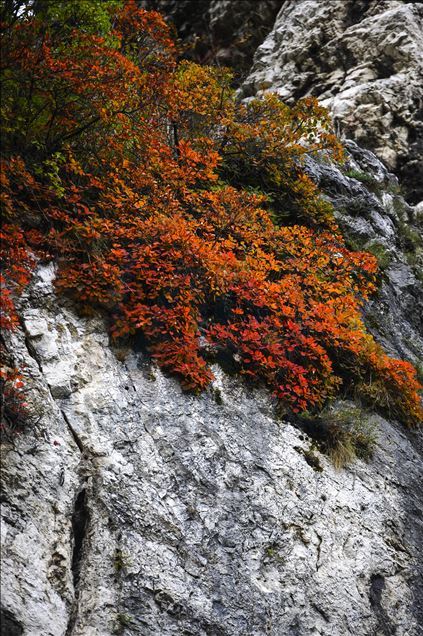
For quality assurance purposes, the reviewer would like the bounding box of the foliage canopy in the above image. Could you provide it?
[1,0,421,426]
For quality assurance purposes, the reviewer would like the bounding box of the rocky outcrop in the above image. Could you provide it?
[305,140,423,367]
[244,0,423,204]
[1,265,422,635]
[142,0,282,74]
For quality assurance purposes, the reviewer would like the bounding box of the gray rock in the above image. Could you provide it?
[303,140,423,364]
[244,0,423,203]
[1,266,422,635]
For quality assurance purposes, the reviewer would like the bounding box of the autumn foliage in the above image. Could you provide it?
[1,0,421,426]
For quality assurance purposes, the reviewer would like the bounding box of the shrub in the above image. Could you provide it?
[0,1,421,425]
[0,364,40,441]
[298,405,378,469]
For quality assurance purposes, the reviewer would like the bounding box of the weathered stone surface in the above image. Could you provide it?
[244,0,423,203]
[304,140,423,366]
[1,266,422,635]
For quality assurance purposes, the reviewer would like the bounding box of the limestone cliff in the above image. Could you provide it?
[1,2,422,636]
[2,264,422,635]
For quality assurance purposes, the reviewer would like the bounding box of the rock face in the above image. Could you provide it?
[244,0,423,204]
[305,140,423,367]
[1,265,422,636]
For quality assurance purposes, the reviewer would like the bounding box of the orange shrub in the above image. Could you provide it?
[1,1,421,425]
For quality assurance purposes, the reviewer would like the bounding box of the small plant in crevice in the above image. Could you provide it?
[113,612,135,635]
[397,220,423,277]
[344,169,381,192]
[296,404,378,469]
[294,444,323,472]
[0,359,41,442]
[398,221,422,251]
[264,543,285,564]
[212,386,224,405]
[113,548,132,573]
[413,362,423,386]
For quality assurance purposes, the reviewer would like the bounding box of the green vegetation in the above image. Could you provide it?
[113,612,134,634]
[344,169,381,190]
[398,221,422,252]
[297,405,378,469]
[364,242,392,271]
[212,387,224,405]
[264,544,285,563]
[113,549,132,573]
[345,237,391,274]
[295,444,323,472]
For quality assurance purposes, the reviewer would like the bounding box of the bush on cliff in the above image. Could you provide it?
[0,0,421,425]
